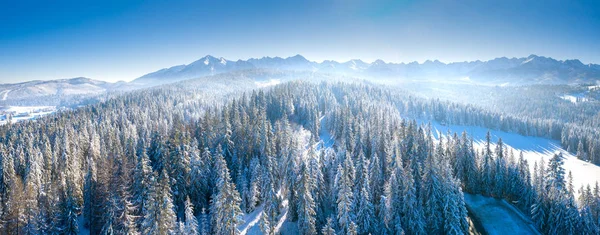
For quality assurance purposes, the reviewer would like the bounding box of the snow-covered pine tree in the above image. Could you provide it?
[210,149,244,235]
[184,197,199,235]
[297,162,317,235]
[320,217,336,235]
[335,154,355,234]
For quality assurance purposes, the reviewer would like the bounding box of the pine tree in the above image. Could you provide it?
[261,157,279,235]
[401,162,426,235]
[531,160,547,232]
[384,163,406,235]
[133,149,154,229]
[60,183,80,235]
[184,197,199,235]
[422,156,444,233]
[210,150,244,235]
[297,162,317,235]
[546,153,566,192]
[355,177,375,234]
[347,221,358,235]
[335,156,355,234]
[247,157,262,213]
[321,217,336,235]
[141,171,177,235]
[200,208,210,235]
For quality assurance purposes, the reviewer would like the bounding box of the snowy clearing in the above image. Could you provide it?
[255,79,281,88]
[464,194,540,235]
[0,106,56,125]
[424,120,600,196]
[4,105,55,113]
[560,94,588,103]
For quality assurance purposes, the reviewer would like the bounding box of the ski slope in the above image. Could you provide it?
[1,90,10,100]
[425,120,600,195]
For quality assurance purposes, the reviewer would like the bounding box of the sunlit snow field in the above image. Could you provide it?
[426,121,600,196]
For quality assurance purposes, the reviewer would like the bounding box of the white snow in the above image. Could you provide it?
[560,94,588,103]
[204,58,210,65]
[0,106,56,125]
[239,205,264,235]
[1,90,10,100]
[255,79,281,88]
[464,194,540,235]
[521,57,535,65]
[273,198,299,234]
[588,85,600,91]
[424,120,600,196]
[350,61,358,71]
[4,105,55,113]
[220,57,227,65]
[318,115,334,149]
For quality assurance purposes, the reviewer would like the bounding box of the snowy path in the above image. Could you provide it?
[424,120,600,196]
[465,194,540,235]
[318,115,335,149]
[239,205,264,235]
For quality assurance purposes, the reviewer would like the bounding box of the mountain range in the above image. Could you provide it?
[133,54,600,85]
[2,54,600,105]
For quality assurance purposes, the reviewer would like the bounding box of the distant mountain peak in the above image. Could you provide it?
[287,54,309,62]
[372,59,386,65]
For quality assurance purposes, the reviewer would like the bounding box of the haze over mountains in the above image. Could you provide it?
[0,77,132,103]
[2,54,600,103]
[133,54,600,86]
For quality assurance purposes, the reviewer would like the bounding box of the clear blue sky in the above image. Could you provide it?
[1,0,599,83]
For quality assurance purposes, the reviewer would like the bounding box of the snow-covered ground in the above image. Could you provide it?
[1,90,10,100]
[255,79,281,88]
[0,106,56,125]
[238,197,299,235]
[464,194,540,235]
[4,105,55,113]
[239,205,264,235]
[560,94,588,103]
[424,120,600,196]
[318,115,335,149]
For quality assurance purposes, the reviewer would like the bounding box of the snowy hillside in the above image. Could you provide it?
[0,77,138,106]
[425,120,600,196]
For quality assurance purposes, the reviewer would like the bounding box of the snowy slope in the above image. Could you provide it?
[424,121,600,195]
[0,77,138,106]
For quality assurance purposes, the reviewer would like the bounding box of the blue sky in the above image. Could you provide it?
[1,0,599,83]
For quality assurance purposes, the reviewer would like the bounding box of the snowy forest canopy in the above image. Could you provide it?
[0,75,599,235]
